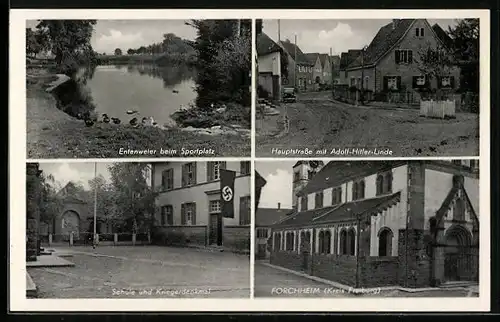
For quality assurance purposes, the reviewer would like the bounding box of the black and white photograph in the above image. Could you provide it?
[254,160,480,297]
[255,18,480,157]
[25,161,251,298]
[26,19,251,158]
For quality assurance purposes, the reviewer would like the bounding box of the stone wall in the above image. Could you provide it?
[224,225,250,252]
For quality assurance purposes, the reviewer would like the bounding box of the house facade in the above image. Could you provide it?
[338,50,362,85]
[257,32,282,101]
[152,161,251,252]
[344,19,460,100]
[270,160,479,288]
[279,40,314,91]
[330,55,341,84]
[305,53,323,88]
[255,203,292,260]
[319,54,333,85]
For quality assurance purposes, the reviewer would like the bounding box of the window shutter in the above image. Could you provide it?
[181,165,186,187]
[383,76,389,91]
[450,76,455,89]
[437,76,442,89]
[412,76,417,89]
[395,50,400,64]
[181,204,186,225]
[207,162,212,182]
[160,206,165,226]
[408,50,413,63]
[396,76,401,91]
[192,203,196,225]
[168,206,173,225]
[161,171,166,189]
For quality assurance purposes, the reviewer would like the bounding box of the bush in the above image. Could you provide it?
[257,85,269,99]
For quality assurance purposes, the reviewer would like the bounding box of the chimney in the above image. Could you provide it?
[278,202,281,210]
[392,19,399,30]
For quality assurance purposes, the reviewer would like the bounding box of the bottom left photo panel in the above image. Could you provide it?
[25,161,252,299]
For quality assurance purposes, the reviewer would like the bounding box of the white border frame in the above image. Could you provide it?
[10,9,490,312]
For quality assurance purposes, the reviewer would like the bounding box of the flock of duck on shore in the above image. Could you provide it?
[78,109,163,128]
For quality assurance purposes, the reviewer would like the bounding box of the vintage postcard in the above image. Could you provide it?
[255,17,486,158]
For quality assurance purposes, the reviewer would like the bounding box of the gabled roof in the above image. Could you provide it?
[330,55,341,69]
[339,50,362,70]
[57,182,90,203]
[274,191,401,228]
[318,54,330,69]
[432,23,453,49]
[297,161,406,197]
[256,32,282,56]
[347,19,415,69]
[256,207,293,226]
[279,40,313,65]
[436,183,478,224]
[304,53,320,65]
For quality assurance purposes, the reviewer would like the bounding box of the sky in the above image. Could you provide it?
[26,20,197,54]
[262,19,457,56]
[39,162,113,190]
[256,160,330,210]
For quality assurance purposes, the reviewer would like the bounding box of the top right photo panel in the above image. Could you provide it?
[255,18,482,158]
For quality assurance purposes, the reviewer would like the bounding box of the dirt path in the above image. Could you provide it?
[26,81,250,158]
[256,96,479,157]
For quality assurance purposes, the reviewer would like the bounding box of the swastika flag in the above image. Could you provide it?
[220,169,236,218]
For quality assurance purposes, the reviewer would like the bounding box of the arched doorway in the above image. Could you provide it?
[61,210,80,240]
[444,226,473,281]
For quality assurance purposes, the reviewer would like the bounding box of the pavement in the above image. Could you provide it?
[27,245,250,298]
[254,261,476,298]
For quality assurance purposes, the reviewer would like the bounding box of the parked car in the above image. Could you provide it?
[282,87,297,103]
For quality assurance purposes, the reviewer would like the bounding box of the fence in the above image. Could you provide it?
[420,100,456,119]
[39,232,152,247]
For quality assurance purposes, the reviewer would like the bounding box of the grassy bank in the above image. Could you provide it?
[26,74,250,158]
[97,54,197,66]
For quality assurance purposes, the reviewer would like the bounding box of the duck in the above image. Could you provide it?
[126,110,138,115]
[129,117,138,127]
[111,117,121,124]
[102,113,110,123]
[84,119,94,127]
[172,90,179,94]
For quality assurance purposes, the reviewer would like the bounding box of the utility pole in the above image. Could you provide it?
[278,19,280,43]
[360,45,367,105]
[93,162,97,249]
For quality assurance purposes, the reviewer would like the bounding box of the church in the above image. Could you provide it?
[269,160,479,288]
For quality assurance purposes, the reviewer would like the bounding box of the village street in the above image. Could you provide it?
[28,246,250,298]
[254,262,475,298]
[255,91,479,157]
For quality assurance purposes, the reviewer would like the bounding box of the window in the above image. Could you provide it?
[469,160,479,171]
[332,187,342,205]
[318,230,331,254]
[352,180,365,200]
[347,228,356,255]
[274,232,282,251]
[378,228,393,256]
[350,77,356,87]
[257,228,269,238]
[315,191,324,209]
[364,76,369,89]
[182,163,196,186]
[454,197,466,222]
[439,76,454,88]
[240,161,251,175]
[420,28,424,37]
[286,231,295,251]
[340,229,348,255]
[207,161,226,181]
[209,200,221,214]
[413,75,427,88]
[239,196,251,225]
[453,160,463,166]
[181,203,196,225]
[300,196,308,211]
[376,171,393,195]
[161,169,174,190]
[395,49,413,64]
[387,76,398,90]
[293,171,300,182]
[160,205,173,226]
[416,28,419,37]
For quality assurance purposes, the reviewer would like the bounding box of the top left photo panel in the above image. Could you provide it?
[25,19,252,159]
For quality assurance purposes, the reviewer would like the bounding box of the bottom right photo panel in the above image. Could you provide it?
[254,159,480,298]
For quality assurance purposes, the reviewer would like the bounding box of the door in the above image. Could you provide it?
[209,213,223,246]
[61,211,80,240]
[272,75,280,101]
[257,244,267,259]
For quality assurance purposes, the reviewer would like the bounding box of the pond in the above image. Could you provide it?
[83,64,197,127]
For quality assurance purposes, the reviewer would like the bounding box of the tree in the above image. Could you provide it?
[39,173,63,231]
[34,20,97,74]
[127,48,135,55]
[107,163,158,233]
[26,28,41,57]
[114,48,122,56]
